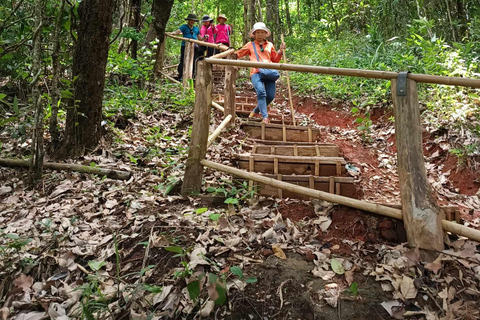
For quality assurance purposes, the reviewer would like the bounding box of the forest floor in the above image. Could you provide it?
[1,80,480,320]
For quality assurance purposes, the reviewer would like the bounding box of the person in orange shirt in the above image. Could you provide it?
[235,22,285,123]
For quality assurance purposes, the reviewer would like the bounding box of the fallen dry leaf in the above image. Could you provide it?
[425,254,443,274]
[13,274,34,293]
[400,276,417,300]
[272,244,287,260]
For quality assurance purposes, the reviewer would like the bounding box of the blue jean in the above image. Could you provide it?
[251,73,276,119]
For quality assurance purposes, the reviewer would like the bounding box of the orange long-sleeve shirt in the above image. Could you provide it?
[235,40,282,76]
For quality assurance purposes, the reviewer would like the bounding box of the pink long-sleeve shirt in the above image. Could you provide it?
[215,24,232,44]
[200,25,215,43]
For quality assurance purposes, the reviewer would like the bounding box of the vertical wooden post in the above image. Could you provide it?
[154,37,166,78]
[224,54,237,127]
[182,42,195,88]
[181,59,212,196]
[392,78,444,251]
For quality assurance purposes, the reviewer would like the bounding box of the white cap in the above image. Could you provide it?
[249,22,271,38]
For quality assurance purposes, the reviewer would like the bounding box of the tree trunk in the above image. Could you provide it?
[266,0,281,44]
[60,0,115,158]
[151,0,174,78]
[131,0,141,59]
[297,0,301,22]
[284,0,292,34]
[243,0,250,43]
[30,0,44,184]
[49,0,66,150]
[257,0,263,22]
[456,0,468,39]
[249,0,255,29]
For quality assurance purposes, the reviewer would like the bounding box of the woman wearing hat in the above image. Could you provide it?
[235,22,285,123]
[199,15,215,57]
[169,13,201,81]
[214,14,232,51]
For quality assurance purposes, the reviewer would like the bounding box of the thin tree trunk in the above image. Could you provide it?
[266,0,281,44]
[444,0,457,42]
[284,0,292,34]
[131,0,141,59]
[49,0,66,150]
[30,0,44,184]
[456,0,468,39]
[266,0,274,41]
[60,0,115,158]
[297,0,301,22]
[257,0,263,22]
[152,0,174,78]
[243,0,249,43]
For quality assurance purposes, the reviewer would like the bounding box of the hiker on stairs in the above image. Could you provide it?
[199,15,215,57]
[214,14,232,54]
[168,13,202,82]
[235,22,285,124]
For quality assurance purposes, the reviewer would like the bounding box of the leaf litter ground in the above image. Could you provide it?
[0,82,479,320]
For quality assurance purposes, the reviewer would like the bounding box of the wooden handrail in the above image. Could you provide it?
[207,114,233,147]
[204,58,480,88]
[210,48,235,59]
[166,33,230,51]
[201,159,480,242]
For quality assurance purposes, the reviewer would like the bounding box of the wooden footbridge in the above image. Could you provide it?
[163,34,480,249]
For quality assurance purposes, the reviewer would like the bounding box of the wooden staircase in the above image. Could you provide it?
[212,90,359,200]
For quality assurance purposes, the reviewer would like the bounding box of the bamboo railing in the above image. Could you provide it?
[166,34,480,248]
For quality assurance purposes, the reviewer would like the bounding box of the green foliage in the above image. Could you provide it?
[205,179,256,204]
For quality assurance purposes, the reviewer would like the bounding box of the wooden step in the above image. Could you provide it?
[216,96,257,104]
[241,122,320,142]
[236,154,346,176]
[245,175,357,200]
[251,144,339,157]
[247,139,329,146]
[236,111,295,125]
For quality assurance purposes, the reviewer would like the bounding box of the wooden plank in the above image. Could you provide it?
[392,78,444,251]
[329,176,335,193]
[237,154,346,164]
[181,60,212,195]
[242,123,320,142]
[237,155,346,176]
[245,174,358,200]
[224,54,237,127]
[253,145,339,157]
[182,42,194,88]
[248,139,328,146]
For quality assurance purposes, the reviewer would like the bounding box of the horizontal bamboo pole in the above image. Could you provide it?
[163,64,178,70]
[201,160,480,242]
[442,220,480,242]
[207,114,233,147]
[211,101,225,112]
[204,58,480,88]
[201,159,403,219]
[160,71,180,84]
[166,34,230,51]
[210,48,236,59]
[0,158,132,180]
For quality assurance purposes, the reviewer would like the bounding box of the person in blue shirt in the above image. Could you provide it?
[169,13,202,81]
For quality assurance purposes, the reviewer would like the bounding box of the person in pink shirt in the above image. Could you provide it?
[214,14,232,53]
[199,15,215,57]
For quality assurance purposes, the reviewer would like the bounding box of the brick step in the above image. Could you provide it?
[235,154,346,176]
[241,122,319,142]
[242,175,357,200]
[246,139,329,146]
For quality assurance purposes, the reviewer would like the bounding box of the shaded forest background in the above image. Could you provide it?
[0,0,479,171]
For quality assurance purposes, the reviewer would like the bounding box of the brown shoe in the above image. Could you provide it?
[262,118,270,124]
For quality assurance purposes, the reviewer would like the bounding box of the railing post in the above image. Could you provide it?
[392,76,444,251]
[182,59,212,196]
[154,36,166,78]
[182,42,195,88]
[224,54,237,127]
